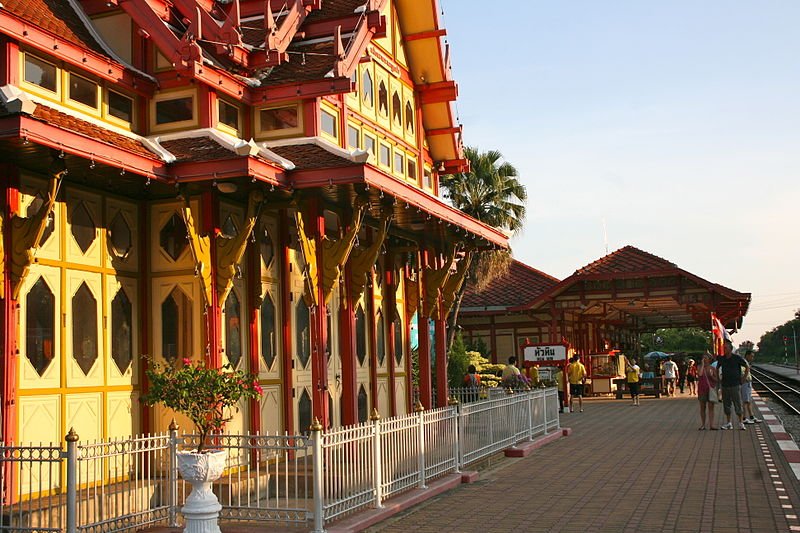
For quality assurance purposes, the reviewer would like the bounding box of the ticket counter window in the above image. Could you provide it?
[26,277,55,376]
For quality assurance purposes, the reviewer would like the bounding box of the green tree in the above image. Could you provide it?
[447,333,471,390]
[441,147,527,347]
[757,315,800,363]
[639,327,712,354]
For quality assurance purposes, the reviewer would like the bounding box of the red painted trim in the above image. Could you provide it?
[367,252,379,413]
[426,126,461,137]
[0,116,167,180]
[0,12,154,93]
[1,38,19,86]
[1,165,19,448]
[203,191,223,369]
[418,81,458,104]
[307,197,330,428]
[278,209,295,435]
[198,85,215,129]
[434,315,447,408]
[386,255,397,417]
[404,29,447,42]
[171,158,285,187]
[417,249,432,409]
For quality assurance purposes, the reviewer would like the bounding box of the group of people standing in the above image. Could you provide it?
[697,339,760,430]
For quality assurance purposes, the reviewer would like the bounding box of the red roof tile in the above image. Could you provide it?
[261,41,338,86]
[4,0,109,58]
[30,105,156,159]
[306,0,364,23]
[269,143,354,170]
[574,246,677,276]
[462,260,560,310]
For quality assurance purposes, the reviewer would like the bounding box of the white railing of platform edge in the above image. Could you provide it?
[75,433,172,533]
[175,433,314,525]
[319,423,375,522]
[378,412,420,500]
[0,442,65,532]
[422,408,459,480]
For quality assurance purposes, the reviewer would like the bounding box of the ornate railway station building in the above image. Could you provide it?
[0,0,508,446]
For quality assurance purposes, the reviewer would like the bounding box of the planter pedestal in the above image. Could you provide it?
[177,450,227,533]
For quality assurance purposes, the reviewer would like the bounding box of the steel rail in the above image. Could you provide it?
[751,367,800,416]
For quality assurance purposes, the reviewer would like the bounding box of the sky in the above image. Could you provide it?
[441,0,800,347]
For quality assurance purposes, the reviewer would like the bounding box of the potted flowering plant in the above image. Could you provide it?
[142,357,262,533]
[501,372,532,390]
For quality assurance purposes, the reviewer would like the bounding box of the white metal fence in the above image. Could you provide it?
[0,388,559,533]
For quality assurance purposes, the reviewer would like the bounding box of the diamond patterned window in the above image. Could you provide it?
[72,282,98,375]
[162,287,192,362]
[298,389,312,435]
[26,192,54,245]
[296,298,310,368]
[108,211,132,259]
[224,291,242,368]
[376,311,385,365]
[71,201,96,254]
[25,277,55,377]
[358,385,368,423]
[394,312,403,366]
[260,294,276,369]
[355,305,367,366]
[221,214,238,239]
[111,288,133,374]
[260,226,274,269]
[159,213,188,261]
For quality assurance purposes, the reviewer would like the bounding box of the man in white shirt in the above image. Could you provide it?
[662,356,679,397]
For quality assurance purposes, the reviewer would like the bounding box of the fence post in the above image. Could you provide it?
[311,418,326,533]
[448,397,461,473]
[415,401,427,489]
[65,428,78,533]
[528,390,535,441]
[370,409,383,509]
[542,390,550,435]
[168,420,179,527]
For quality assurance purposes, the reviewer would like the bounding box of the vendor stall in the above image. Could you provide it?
[587,351,625,395]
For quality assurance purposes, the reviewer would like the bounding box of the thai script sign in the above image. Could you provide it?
[523,344,568,362]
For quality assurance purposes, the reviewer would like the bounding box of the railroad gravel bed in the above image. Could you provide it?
[761,397,800,443]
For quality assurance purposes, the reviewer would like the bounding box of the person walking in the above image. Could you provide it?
[697,352,719,430]
[741,350,761,425]
[663,356,679,397]
[502,356,521,381]
[717,339,749,430]
[686,359,698,396]
[567,356,587,413]
[625,357,641,406]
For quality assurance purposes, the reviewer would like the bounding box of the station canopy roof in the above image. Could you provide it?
[462,246,751,332]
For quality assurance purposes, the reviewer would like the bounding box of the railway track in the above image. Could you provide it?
[751,366,800,416]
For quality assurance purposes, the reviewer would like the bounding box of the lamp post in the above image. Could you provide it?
[793,325,798,374]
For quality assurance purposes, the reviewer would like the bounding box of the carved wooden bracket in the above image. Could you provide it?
[347,207,393,304]
[441,251,473,317]
[181,198,214,308]
[405,273,419,320]
[216,190,263,304]
[296,196,371,308]
[421,249,455,320]
[183,190,263,308]
[7,172,61,300]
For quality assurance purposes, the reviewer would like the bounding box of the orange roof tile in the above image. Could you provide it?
[574,246,677,276]
[30,105,156,160]
[462,260,560,310]
[269,143,354,170]
[4,0,108,58]
[159,137,236,163]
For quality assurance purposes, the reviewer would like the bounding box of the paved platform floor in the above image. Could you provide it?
[366,392,800,533]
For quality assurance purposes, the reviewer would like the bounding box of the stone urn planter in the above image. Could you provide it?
[177,449,227,533]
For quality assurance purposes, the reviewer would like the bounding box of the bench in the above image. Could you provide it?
[614,377,664,399]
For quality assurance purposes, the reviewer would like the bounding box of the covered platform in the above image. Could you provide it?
[366,392,800,532]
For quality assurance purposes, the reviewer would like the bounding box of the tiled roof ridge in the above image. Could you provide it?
[510,259,561,284]
[574,245,677,275]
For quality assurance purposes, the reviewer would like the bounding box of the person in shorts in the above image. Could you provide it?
[567,356,587,413]
[741,350,761,424]
[662,356,679,397]
[717,339,749,430]
[625,357,641,406]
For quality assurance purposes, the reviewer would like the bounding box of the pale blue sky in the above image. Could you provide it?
[442,1,800,346]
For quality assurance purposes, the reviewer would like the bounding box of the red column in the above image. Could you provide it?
[1,166,18,445]
[202,190,222,368]
[417,315,432,409]
[434,314,448,408]
[246,239,260,434]
[307,198,329,428]
[278,210,294,435]
[385,255,397,416]
[339,266,358,426]
[138,201,151,434]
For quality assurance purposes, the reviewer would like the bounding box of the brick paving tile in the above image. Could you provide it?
[365,395,800,533]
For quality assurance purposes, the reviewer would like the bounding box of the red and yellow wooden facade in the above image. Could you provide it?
[0,0,508,448]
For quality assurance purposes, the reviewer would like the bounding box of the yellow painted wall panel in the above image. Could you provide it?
[259,385,283,435]
[18,265,61,390]
[18,394,60,445]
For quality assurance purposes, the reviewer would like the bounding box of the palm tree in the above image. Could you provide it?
[441,147,527,347]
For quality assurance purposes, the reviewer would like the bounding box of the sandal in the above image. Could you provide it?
[698,427,706,430]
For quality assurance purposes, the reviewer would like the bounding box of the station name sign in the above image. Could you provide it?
[523,344,568,362]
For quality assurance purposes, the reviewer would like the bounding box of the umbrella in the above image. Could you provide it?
[644,351,669,359]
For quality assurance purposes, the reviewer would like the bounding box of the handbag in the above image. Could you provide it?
[708,388,720,403]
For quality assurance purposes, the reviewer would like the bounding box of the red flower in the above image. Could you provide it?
[182,358,191,366]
